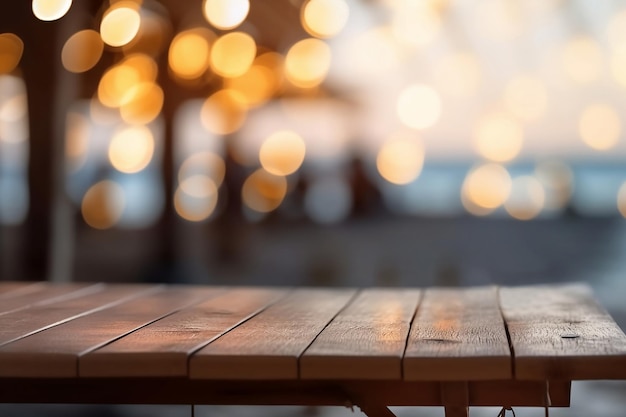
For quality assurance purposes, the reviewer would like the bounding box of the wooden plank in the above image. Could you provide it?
[0,286,219,377]
[403,287,511,381]
[500,283,626,380]
[0,281,42,297]
[0,282,98,315]
[0,284,157,348]
[189,288,356,380]
[300,289,420,380]
[80,287,286,377]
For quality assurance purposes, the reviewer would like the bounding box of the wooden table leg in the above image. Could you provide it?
[356,403,397,417]
[445,406,469,417]
[345,389,398,417]
[442,382,469,417]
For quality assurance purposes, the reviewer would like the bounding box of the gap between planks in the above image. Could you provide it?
[79,287,290,377]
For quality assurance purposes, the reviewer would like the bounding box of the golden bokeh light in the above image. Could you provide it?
[255,51,284,75]
[100,4,141,48]
[504,75,548,122]
[200,89,247,135]
[302,0,349,39]
[473,112,524,162]
[203,0,250,30]
[168,29,213,80]
[0,33,24,74]
[578,103,621,151]
[391,2,441,47]
[32,0,72,21]
[108,125,155,173]
[285,38,331,88]
[345,27,400,78]
[98,64,140,108]
[376,133,424,185]
[97,55,159,115]
[119,81,164,125]
[178,152,226,188]
[561,36,602,84]
[81,180,125,230]
[396,84,442,130]
[610,47,626,89]
[259,130,306,176]
[242,169,288,213]
[210,32,256,78]
[0,94,27,124]
[174,175,219,222]
[121,9,171,57]
[434,52,481,98]
[607,10,626,50]
[62,30,104,73]
[226,62,278,107]
[122,54,158,82]
[504,176,545,220]
[618,181,626,218]
[474,0,522,41]
[462,163,512,215]
[65,111,89,171]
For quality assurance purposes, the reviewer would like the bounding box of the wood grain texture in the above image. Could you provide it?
[0,284,157,348]
[0,283,97,316]
[500,283,626,380]
[189,288,356,380]
[0,286,217,377]
[300,289,420,380]
[0,282,42,297]
[403,286,511,381]
[80,287,285,377]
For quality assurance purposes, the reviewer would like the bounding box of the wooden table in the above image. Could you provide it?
[1,282,626,417]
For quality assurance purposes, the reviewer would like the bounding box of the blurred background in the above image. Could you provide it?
[1,0,626,415]
[2,0,626,289]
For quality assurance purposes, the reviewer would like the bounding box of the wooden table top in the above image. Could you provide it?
[1,281,625,384]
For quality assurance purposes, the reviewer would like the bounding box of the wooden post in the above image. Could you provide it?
[0,3,58,281]
[0,2,99,282]
[441,381,469,417]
